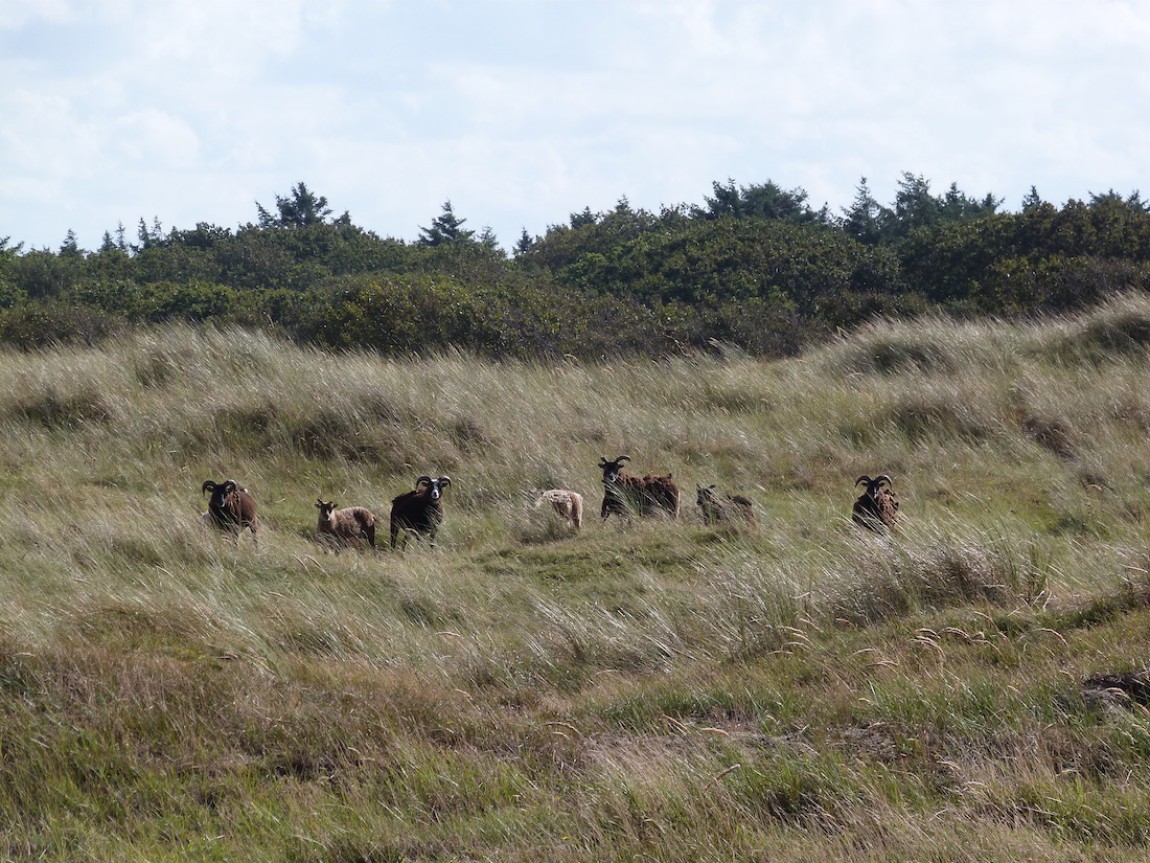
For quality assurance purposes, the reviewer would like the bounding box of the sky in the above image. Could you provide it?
[1,0,1147,253]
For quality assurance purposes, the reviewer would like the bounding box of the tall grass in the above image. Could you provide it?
[3,299,1150,859]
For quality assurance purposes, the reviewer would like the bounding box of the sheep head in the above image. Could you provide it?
[855,474,893,499]
[598,455,631,484]
[415,475,451,501]
[202,479,238,509]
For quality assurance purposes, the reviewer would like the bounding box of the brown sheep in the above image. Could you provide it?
[535,489,584,530]
[598,455,680,521]
[390,475,451,549]
[315,499,377,552]
[852,474,899,532]
[201,479,258,543]
[696,484,756,526]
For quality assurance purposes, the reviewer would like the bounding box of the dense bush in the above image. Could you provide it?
[3,179,1150,357]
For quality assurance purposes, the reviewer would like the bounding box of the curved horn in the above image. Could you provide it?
[874,474,892,488]
[617,455,631,463]
[202,480,217,496]
[437,476,452,488]
[855,475,872,488]
[598,458,609,468]
[415,475,432,488]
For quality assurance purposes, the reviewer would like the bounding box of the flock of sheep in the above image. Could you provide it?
[200,457,900,552]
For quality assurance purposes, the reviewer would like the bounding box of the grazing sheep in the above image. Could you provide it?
[598,455,680,521]
[315,498,377,552]
[696,484,756,526]
[390,475,451,549]
[535,489,584,530]
[852,474,899,532]
[201,479,258,543]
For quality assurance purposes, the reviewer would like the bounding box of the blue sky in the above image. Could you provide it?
[1,0,1146,252]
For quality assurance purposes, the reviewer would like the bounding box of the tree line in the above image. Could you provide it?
[1,176,1148,359]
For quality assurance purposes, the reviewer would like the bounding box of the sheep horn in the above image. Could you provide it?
[874,475,893,488]
[415,475,432,488]
[617,455,631,463]
[598,458,608,468]
[437,477,452,488]
[202,480,217,496]
[855,475,873,487]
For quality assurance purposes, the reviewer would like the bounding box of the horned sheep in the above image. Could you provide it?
[315,499,377,552]
[201,479,258,543]
[390,475,451,549]
[852,474,899,532]
[598,455,680,521]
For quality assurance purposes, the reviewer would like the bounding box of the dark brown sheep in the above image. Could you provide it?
[696,484,756,526]
[201,479,258,543]
[852,474,899,532]
[598,455,680,521]
[389,475,451,549]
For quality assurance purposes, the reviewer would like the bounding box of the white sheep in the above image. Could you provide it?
[535,489,584,530]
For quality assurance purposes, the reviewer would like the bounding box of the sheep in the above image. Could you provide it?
[852,474,899,532]
[696,484,756,526]
[389,475,451,549]
[535,489,584,530]
[201,479,258,543]
[598,455,680,521]
[315,498,377,552]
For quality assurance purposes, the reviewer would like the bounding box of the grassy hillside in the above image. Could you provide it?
[4,296,1150,860]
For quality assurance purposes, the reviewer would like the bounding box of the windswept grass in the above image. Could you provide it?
[4,298,1150,859]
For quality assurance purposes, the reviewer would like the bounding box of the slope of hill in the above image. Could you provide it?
[3,296,1150,860]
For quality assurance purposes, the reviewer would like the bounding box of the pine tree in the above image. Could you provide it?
[417,200,475,246]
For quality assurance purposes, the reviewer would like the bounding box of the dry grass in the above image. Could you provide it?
[3,298,1150,859]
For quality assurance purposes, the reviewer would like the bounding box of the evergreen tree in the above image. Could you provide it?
[514,228,533,256]
[841,177,885,244]
[59,229,82,257]
[418,200,475,246]
[569,206,596,228]
[477,226,500,252]
[256,182,338,228]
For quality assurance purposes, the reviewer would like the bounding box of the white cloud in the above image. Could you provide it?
[1,0,1148,250]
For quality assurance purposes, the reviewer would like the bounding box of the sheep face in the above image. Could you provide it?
[419,475,451,501]
[853,474,899,532]
[202,479,237,514]
[598,455,631,485]
[316,499,339,524]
